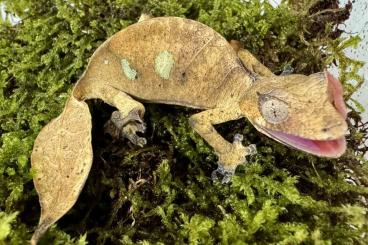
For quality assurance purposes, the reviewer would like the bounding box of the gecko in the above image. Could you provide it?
[74,15,347,181]
[30,15,348,244]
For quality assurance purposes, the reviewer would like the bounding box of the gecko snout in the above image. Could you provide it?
[320,120,347,140]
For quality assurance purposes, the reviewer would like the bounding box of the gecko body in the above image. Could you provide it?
[73,16,347,178]
[31,16,348,244]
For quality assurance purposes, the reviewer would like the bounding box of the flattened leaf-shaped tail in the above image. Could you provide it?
[30,95,93,245]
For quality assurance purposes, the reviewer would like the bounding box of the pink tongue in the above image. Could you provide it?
[313,138,346,156]
[267,130,346,158]
[326,71,348,119]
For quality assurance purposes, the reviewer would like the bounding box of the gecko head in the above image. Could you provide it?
[240,71,348,158]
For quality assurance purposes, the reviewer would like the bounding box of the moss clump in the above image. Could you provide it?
[0,0,367,244]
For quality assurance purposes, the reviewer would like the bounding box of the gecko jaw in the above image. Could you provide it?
[263,129,346,158]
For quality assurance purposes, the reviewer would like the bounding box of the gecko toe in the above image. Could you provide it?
[126,134,146,147]
[111,110,143,128]
[211,169,220,182]
[105,110,146,146]
[233,133,244,144]
[121,122,147,147]
[211,164,235,184]
[245,144,257,156]
[136,122,147,133]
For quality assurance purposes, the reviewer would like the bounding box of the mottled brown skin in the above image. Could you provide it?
[73,16,346,172]
[74,17,252,108]
[31,16,347,244]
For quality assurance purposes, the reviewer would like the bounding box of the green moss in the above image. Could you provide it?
[0,0,367,244]
[0,212,18,241]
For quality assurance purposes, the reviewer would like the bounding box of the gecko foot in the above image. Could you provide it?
[121,122,147,147]
[233,133,257,156]
[213,134,257,183]
[105,110,147,147]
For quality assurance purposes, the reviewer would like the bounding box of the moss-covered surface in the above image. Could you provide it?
[0,0,367,244]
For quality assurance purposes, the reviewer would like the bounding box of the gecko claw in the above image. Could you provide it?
[212,136,256,183]
[245,144,257,156]
[233,134,256,156]
[121,123,147,147]
[211,164,235,184]
[111,110,143,127]
[233,133,257,156]
[233,133,244,144]
[211,169,220,182]
[135,122,147,133]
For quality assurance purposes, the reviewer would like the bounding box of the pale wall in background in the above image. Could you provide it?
[339,0,368,121]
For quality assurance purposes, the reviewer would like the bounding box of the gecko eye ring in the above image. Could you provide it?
[259,97,289,124]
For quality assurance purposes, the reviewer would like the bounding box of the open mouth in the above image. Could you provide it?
[262,71,347,158]
[263,129,346,158]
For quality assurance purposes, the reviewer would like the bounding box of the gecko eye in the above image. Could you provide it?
[259,96,289,124]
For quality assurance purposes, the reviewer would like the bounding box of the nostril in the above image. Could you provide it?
[322,122,343,133]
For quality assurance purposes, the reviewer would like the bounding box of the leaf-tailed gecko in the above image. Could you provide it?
[74,16,347,180]
[30,16,348,244]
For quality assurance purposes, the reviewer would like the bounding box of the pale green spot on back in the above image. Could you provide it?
[155,51,174,80]
[121,59,137,80]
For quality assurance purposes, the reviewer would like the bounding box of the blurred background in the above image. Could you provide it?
[336,0,367,122]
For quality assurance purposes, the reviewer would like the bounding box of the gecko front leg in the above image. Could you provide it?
[189,105,256,183]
